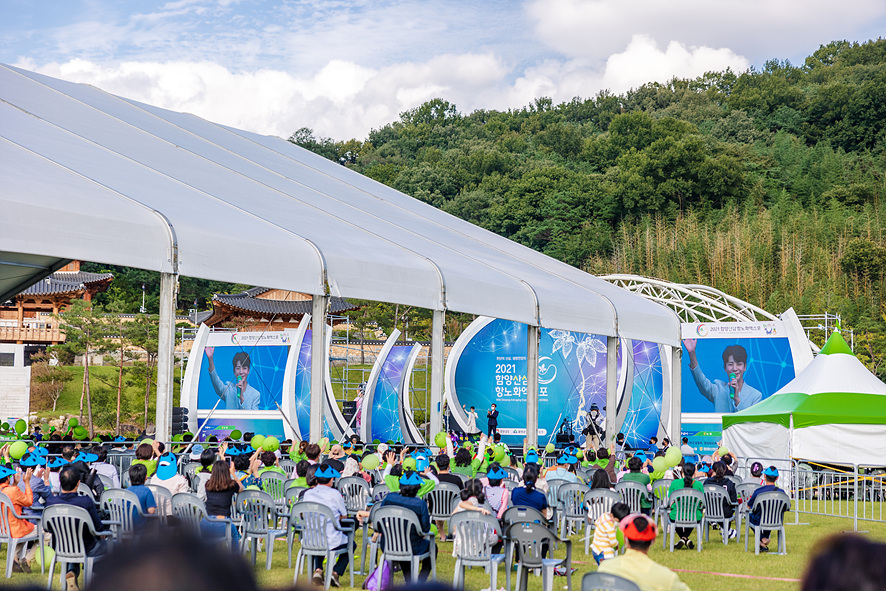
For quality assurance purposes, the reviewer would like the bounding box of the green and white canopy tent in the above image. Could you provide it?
[722,331,886,467]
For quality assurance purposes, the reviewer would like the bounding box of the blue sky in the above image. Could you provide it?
[3,0,885,139]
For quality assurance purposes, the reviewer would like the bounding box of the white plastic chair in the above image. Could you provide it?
[508,521,573,591]
[702,484,738,545]
[745,490,790,555]
[582,572,642,591]
[237,490,288,569]
[289,501,355,589]
[583,489,619,555]
[372,505,437,583]
[41,504,113,590]
[664,488,704,552]
[0,492,41,578]
[450,511,504,591]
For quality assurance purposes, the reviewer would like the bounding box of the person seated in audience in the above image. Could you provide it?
[619,455,653,515]
[194,445,218,501]
[482,464,511,519]
[126,464,156,527]
[303,464,351,587]
[703,460,738,539]
[590,502,631,565]
[232,451,263,489]
[743,461,764,485]
[130,443,157,478]
[667,463,703,549]
[90,446,120,489]
[590,468,614,490]
[545,453,581,483]
[289,440,308,463]
[801,533,886,591]
[325,444,347,472]
[747,466,787,551]
[451,479,498,555]
[44,465,110,591]
[288,460,310,489]
[598,514,691,591]
[0,463,36,573]
[304,443,322,465]
[511,464,550,520]
[17,451,51,516]
[149,453,190,509]
[380,470,436,582]
[200,460,243,549]
[256,451,285,477]
[434,454,463,488]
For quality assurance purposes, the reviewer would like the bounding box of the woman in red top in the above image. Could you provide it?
[0,463,36,572]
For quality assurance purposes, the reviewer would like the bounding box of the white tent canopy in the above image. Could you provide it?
[723,333,886,467]
[0,63,680,344]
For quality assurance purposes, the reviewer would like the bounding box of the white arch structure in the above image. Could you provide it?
[599,274,779,324]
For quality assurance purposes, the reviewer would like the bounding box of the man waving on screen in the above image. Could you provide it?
[205,347,261,410]
[683,340,762,413]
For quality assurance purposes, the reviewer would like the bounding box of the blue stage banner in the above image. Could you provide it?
[292,329,335,440]
[196,332,292,411]
[681,322,795,414]
[681,423,723,458]
[448,318,625,447]
[196,417,286,441]
[367,345,414,443]
[620,341,664,449]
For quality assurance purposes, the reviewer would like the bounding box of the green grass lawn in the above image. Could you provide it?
[7,510,886,590]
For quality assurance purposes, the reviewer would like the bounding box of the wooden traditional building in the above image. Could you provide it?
[0,261,113,346]
[194,287,359,330]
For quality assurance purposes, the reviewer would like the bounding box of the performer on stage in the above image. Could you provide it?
[204,347,260,410]
[487,404,499,437]
[683,339,762,412]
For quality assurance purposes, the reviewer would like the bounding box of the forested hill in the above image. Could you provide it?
[291,40,886,340]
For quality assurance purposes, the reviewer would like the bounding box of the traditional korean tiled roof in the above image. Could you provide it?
[20,271,113,297]
[211,288,358,317]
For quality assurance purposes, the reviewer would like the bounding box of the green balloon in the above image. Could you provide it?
[576,449,584,459]
[501,455,511,467]
[434,432,447,448]
[718,446,729,457]
[39,546,55,570]
[362,454,380,470]
[494,445,506,462]
[14,419,27,435]
[262,436,280,452]
[652,456,668,473]
[403,457,416,470]
[9,440,28,459]
[1,422,9,431]
[68,418,78,428]
[251,435,265,450]
[545,443,556,454]
[665,446,683,467]
[464,441,473,452]
[73,426,88,440]
[319,437,330,453]
[231,430,242,440]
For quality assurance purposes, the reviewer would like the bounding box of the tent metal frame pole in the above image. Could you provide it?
[526,325,540,448]
[606,336,618,444]
[155,272,177,442]
[671,346,682,446]
[310,295,328,442]
[429,309,445,437]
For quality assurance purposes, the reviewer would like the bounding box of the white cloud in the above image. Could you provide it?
[527,0,886,63]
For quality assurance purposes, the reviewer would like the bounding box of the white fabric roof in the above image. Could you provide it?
[0,63,679,344]
[773,352,886,396]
